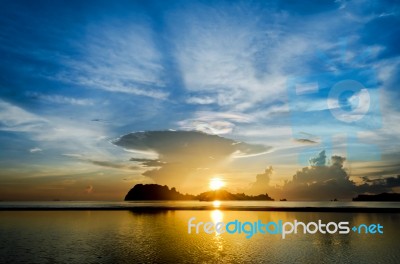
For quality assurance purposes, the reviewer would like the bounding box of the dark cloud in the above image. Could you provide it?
[294,138,317,144]
[113,131,270,161]
[62,154,141,171]
[129,158,155,162]
[282,153,353,200]
[249,166,273,195]
[359,175,400,194]
[249,151,400,200]
[129,158,165,167]
[294,132,319,144]
[331,155,346,167]
[386,175,400,187]
[353,159,400,178]
[113,130,271,187]
[87,160,140,170]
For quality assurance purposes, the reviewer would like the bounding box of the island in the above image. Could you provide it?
[125,184,274,201]
[124,184,196,200]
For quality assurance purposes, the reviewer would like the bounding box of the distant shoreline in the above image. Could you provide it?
[1,205,399,213]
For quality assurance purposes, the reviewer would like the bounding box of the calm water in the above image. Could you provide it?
[0,202,399,263]
[1,200,399,209]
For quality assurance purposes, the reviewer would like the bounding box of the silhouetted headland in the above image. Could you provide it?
[352,192,400,201]
[125,184,274,201]
[124,184,196,200]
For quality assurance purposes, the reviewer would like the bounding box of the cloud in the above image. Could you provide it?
[113,130,269,160]
[248,151,400,200]
[178,119,236,135]
[294,138,317,144]
[186,96,216,105]
[62,153,83,158]
[168,1,385,153]
[293,132,319,144]
[29,147,42,153]
[87,160,140,171]
[308,150,327,166]
[168,3,290,111]
[359,175,400,193]
[249,166,273,195]
[112,130,271,188]
[56,21,168,100]
[26,92,95,106]
[0,99,47,132]
[0,100,109,158]
[178,111,253,135]
[62,154,141,171]
[129,158,165,167]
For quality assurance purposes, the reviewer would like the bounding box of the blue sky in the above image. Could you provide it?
[0,0,399,200]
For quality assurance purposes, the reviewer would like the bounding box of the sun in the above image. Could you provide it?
[209,177,225,190]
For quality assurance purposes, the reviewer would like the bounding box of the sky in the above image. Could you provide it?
[0,0,399,201]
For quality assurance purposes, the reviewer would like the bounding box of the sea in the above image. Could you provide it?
[0,201,399,263]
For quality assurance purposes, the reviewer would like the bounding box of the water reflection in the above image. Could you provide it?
[210,209,223,224]
[210,209,225,253]
[0,210,399,263]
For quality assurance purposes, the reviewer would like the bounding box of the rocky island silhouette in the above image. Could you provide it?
[125,184,400,202]
[124,184,274,201]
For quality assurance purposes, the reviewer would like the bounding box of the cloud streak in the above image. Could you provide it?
[26,92,95,106]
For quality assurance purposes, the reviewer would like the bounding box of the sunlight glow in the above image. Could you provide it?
[209,177,225,190]
[213,200,221,207]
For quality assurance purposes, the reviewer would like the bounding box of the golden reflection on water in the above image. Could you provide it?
[210,209,223,224]
[0,210,399,263]
[210,209,224,252]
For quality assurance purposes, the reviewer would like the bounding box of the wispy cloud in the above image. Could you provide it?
[57,22,168,100]
[26,92,95,106]
[185,96,216,105]
[178,111,253,135]
[169,3,289,110]
[29,147,42,153]
[0,100,117,164]
[0,99,47,132]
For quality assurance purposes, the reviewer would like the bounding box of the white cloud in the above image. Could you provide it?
[62,153,83,158]
[71,77,168,100]
[0,100,120,163]
[29,147,42,153]
[168,4,291,110]
[169,2,371,143]
[0,99,47,132]
[177,111,253,135]
[57,22,168,100]
[194,111,253,123]
[178,119,235,135]
[186,96,216,105]
[26,92,95,106]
